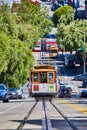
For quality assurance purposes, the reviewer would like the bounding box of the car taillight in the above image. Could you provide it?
[68,91,71,94]
[33,85,39,91]
[60,91,62,95]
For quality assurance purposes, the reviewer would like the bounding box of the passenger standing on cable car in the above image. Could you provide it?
[27,78,31,97]
[56,76,60,95]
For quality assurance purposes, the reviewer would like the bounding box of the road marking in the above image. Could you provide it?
[0,102,24,115]
[58,99,87,114]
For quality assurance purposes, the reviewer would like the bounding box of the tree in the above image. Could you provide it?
[0,32,10,74]
[16,1,53,37]
[0,7,18,38]
[1,38,34,87]
[0,1,53,87]
[53,6,73,26]
[57,20,87,52]
[58,8,76,25]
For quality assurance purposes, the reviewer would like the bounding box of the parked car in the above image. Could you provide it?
[65,57,75,68]
[0,84,9,102]
[7,88,18,99]
[80,90,87,97]
[72,73,87,81]
[16,88,25,99]
[58,83,72,98]
[82,80,87,87]
[68,59,75,68]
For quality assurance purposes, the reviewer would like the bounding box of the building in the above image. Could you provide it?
[0,0,21,8]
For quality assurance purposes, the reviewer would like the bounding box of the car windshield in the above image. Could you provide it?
[60,83,64,85]
[82,90,87,92]
[8,88,16,92]
[80,73,87,76]
[60,85,66,90]
[84,80,87,83]
[0,85,5,90]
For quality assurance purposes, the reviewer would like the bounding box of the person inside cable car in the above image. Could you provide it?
[40,72,47,83]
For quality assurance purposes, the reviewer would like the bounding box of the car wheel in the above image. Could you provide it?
[3,98,9,103]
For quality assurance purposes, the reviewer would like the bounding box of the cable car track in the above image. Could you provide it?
[17,100,53,130]
[51,101,79,130]
[42,99,79,130]
[42,100,79,130]
[17,102,37,130]
[42,100,52,130]
[17,99,81,130]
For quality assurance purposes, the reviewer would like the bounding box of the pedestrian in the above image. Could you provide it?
[27,78,31,96]
[56,76,60,93]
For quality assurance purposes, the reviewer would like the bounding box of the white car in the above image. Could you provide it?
[17,89,25,99]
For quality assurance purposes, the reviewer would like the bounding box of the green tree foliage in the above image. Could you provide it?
[0,1,53,87]
[16,0,41,24]
[15,0,53,37]
[0,32,10,73]
[58,8,76,25]
[5,38,34,87]
[0,6,18,38]
[57,20,87,52]
[53,6,73,26]
[18,24,41,49]
[12,1,53,47]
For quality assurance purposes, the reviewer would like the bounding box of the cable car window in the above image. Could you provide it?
[48,73,53,82]
[33,73,38,82]
[40,72,47,83]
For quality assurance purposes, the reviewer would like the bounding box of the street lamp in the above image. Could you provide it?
[75,30,86,73]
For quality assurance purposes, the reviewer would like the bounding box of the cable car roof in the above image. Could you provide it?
[31,64,56,72]
[32,69,56,72]
[34,64,54,69]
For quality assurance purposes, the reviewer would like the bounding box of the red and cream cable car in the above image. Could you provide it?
[30,64,58,101]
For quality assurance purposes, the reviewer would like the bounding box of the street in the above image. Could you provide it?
[0,52,87,129]
[0,97,87,129]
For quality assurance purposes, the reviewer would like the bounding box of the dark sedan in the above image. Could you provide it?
[80,90,87,97]
[82,80,87,87]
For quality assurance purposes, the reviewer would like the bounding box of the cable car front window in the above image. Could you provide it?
[48,73,53,82]
[40,72,47,83]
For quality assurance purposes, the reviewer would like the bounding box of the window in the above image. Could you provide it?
[33,73,38,82]
[40,72,47,83]
[48,72,53,82]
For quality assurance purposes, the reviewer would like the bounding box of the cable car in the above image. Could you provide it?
[49,45,58,58]
[30,64,58,101]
